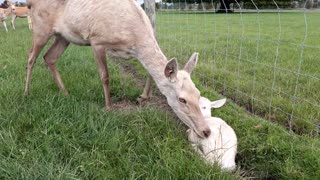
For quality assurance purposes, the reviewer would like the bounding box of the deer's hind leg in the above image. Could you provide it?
[137,75,152,104]
[43,35,70,95]
[92,45,112,111]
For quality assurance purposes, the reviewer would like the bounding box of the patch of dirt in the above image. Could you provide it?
[112,98,139,111]
[110,57,172,112]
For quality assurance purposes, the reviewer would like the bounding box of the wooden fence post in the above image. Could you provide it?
[137,0,156,101]
[144,0,156,36]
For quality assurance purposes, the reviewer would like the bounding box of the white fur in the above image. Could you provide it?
[187,97,237,171]
[199,97,226,118]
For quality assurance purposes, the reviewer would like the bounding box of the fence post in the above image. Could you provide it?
[139,0,156,100]
[144,0,156,36]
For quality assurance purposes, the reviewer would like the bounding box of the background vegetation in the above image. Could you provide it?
[156,11,320,137]
[0,14,319,179]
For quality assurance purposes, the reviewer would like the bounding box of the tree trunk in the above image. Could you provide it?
[216,0,234,13]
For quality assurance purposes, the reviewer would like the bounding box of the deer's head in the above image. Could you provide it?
[9,2,16,11]
[164,53,210,138]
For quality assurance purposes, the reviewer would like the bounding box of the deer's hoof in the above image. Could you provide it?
[62,91,69,96]
[24,91,29,96]
[137,95,148,105]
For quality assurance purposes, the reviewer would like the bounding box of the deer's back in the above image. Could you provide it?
[13,7,29,17]
[51,0,154,49]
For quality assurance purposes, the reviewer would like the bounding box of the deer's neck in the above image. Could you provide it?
[135,41,170,95]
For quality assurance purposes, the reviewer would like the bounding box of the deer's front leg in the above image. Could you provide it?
[92,45,112,110]
[10,15,16,30]
[137,75,152,104]
[27,16,32,30]
[25,31,51,95]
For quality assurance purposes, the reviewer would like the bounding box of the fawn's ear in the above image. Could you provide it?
[184,52,199,74]
[164,58,178,82]
[211,98,227,108]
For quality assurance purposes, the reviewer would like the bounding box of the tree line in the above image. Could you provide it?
[158,0,317,12]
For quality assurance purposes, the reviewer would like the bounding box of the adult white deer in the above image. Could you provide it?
[25,0,211,138]
[9,2,32,30]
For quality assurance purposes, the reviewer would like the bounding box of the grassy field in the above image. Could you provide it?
[156,11,320,136]
[0,17,319,179]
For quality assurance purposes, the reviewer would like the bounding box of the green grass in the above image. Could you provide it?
[0,17,319,179]
[156,11,320,136]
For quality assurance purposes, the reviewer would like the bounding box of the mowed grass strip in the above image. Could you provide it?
[156,11,320,136]
[0,18,319,179]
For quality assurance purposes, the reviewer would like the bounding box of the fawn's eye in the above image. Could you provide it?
[179,98,187,104]
[202,107,206,109]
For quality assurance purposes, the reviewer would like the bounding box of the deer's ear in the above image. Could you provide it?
[164,58,178,82]
[184,52,198,74]
[210,98,227,108]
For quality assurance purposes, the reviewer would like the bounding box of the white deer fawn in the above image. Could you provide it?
[187,97,237,171]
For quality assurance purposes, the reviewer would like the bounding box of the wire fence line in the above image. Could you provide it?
[142,0,320,138]
[153,0,320,11]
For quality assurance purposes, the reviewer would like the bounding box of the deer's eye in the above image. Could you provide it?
[202,107,206,109]
[179,98,187,104]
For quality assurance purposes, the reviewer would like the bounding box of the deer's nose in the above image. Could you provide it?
[202,128,211,138]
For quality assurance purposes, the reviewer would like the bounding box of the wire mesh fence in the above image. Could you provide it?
[142,0,320,138]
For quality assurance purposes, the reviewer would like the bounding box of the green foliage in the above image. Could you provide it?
[162,0,303,9]
[0,17,319,179]
[0,19,235,179]
[156,11,320,137]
